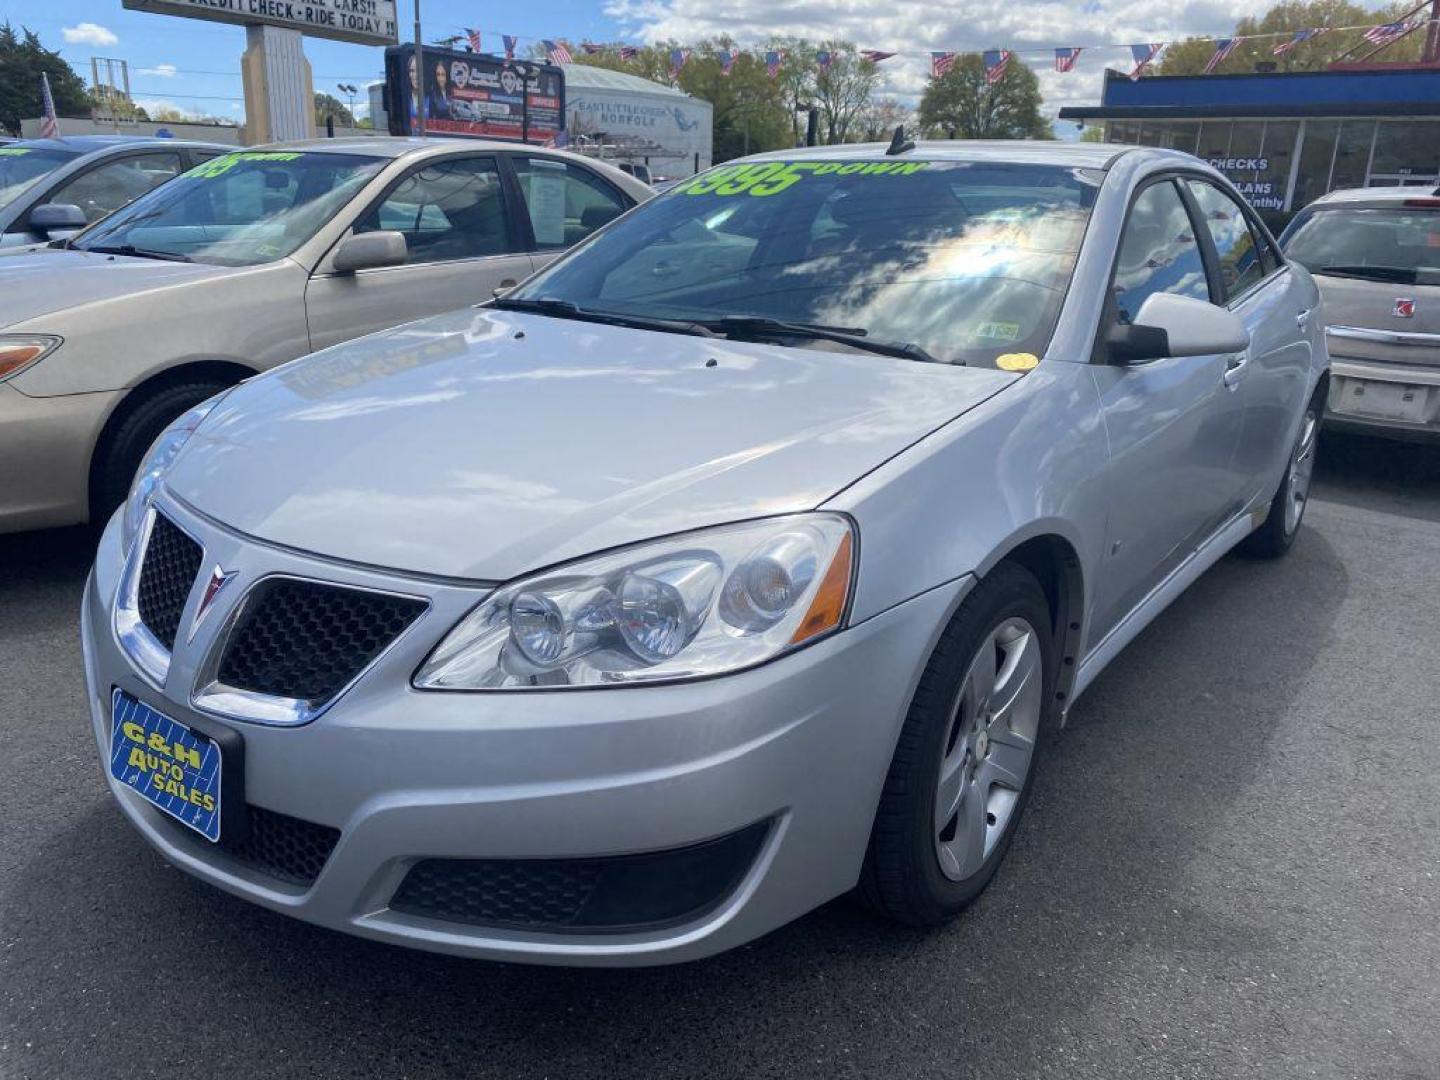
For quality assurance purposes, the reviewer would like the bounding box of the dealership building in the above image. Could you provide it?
[1059,66,1440,218]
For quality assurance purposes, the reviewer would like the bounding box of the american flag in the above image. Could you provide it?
[931,51,957,78]
[718,50,734,75]
[619,45,638,61]
[503,35,518,59]
[816,50,835,73]
[1128,42,1163,80]
[544,39,573,64]
[860,49,896,63]
[766,50,784,78]
[1363,20,1412,46]
[582,42,605,55]
[1203,36,1242,73]
[465,28,481,53]
[670,48,690,77]
[1054,47,1082,72]
[983,49,1011,84]
[39,72,59,138]
[1273,28,1326,56]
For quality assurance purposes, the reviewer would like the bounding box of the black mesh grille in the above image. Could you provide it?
[137,514,203,651]
[226,806,341,887]
[216,580,425,703]
[390,821,771,933]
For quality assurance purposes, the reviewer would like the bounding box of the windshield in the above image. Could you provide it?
[0,147,81,208]
[1281,205,1440,286]
[509,159,1099,368]
[73,150,386,267]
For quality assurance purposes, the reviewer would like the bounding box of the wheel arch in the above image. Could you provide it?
[983,531,1086,715]
[87,358,256,518]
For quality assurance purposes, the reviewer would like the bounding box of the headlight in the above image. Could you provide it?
[0,335,62,381]
[415,514,855,690]
[120,395,225,551]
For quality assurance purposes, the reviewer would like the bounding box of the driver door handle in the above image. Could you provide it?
[1223,351,1249,390]
[1296,308,1312,330]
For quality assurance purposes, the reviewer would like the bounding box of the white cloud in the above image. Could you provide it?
[62,22,119,47]
[605,0,1271,118]
[139,63,179,78]
[133,97,201,119]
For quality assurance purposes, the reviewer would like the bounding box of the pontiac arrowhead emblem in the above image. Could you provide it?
[189,565,236,641]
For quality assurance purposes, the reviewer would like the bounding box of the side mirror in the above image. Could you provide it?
[1106,292,1249,365]
[28,203,88,238]
[332,230,408,274]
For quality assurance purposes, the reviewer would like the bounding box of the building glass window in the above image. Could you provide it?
[1166,122,1201,155]
[1108,120,1141,144]
[1293,120,1338,207]
[1257,121,1298,211]
[1369,120,1440,184]
[1330,120,1375,191]
[1197,121,1232,163]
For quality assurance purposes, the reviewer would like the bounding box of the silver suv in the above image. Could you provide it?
[1280,186,1440,440]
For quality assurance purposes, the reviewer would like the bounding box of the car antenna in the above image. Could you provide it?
[886,125,915,156]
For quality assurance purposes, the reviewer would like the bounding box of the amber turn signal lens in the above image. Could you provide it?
[790,529,853,645]
[0,339,57,381]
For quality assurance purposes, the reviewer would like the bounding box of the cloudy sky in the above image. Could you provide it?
[9,0,1397,125]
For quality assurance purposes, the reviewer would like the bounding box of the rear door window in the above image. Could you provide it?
[512,157,629,249]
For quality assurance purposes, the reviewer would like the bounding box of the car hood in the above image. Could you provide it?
[0,249,239,327]
[166,307,1017,581]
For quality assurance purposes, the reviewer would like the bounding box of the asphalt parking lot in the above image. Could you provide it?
[2,433,1438,1080]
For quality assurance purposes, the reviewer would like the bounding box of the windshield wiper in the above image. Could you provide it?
[701,315,945,364]
[1314,264,1418,284]
[492,296,721,338]
[81,243,192,263]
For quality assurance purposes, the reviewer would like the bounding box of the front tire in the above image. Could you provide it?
[859,563,1056,926]
[90,379,233,523]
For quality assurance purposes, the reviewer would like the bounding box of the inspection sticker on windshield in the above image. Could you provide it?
[189,151,303,179]
[975,321,1022,342]
[677,160,930,198]
[109,688,222,842]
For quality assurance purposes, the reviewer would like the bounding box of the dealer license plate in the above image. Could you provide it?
[109,688,222,842]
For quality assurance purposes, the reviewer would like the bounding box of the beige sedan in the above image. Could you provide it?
[0,137,651,533]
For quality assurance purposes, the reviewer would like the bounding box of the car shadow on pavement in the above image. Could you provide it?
[2,525,1352,1080]
[1313,431,1440,523]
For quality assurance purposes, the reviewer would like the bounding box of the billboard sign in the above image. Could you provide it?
[121,0,398,46]
[384,46,565,144]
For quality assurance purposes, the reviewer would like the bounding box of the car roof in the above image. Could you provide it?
[1308,185,1440,206]
[735,140,1174,171]
[11,135,230,153]
[254,136,549,160]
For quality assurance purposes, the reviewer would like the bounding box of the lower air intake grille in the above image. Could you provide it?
[226,806,341,887]
[137,513,203,651]
[216,579,426,704]
[390,820,771,933]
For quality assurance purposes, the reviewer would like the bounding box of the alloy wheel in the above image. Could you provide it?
[1285,408,1319,537]
[934,616,1044,882]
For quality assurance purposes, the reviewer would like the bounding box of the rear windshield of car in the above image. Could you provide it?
[510,159,1102,369]
[1281,205,1440,286]
[0,147,82,208]
[72,150,386,267]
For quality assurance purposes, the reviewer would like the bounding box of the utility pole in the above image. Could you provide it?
[412,0,425,137]
[1425,0,1439,63]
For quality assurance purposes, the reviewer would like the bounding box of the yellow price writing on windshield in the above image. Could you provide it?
[677,160,929,198]
[189,151,303,179]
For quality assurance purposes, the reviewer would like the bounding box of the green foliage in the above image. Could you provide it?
[0,22,92,136]
[1156,0,1428,75]
[917,54,1050,140]
[1078,125,1106,142]
[314,91,356,127]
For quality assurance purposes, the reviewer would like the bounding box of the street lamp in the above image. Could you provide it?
[337,83,358,126]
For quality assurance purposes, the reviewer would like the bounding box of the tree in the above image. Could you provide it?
[918,54,1050,140]
[856,98,915,143]
[1079,125,1106,142]
[812,43,879,144]
[1156,0,1427,75]
[0,23,92,135]
[314,91,355,127]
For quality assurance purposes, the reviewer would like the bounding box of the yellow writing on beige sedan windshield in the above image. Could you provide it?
[188,151,303,179]
[677,160,929,198]
[0,148,32,157]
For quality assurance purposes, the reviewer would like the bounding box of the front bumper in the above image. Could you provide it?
[0,383,123,533]
[82,498,965,965]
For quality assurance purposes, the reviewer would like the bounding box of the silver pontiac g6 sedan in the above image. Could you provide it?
[82,141,1327,966]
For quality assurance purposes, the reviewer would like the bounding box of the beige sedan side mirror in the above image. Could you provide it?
[332,230,408,274]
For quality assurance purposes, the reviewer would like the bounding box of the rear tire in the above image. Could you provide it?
[90,380,232,524]
[858,563,1056,927]
[1239,396,1320,559]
